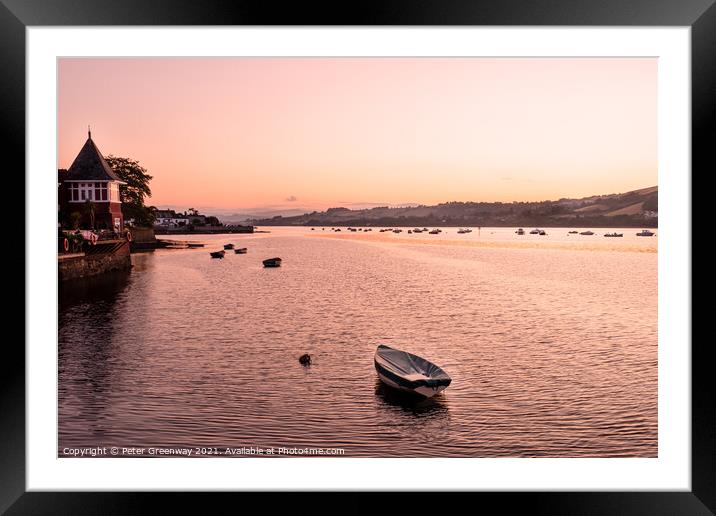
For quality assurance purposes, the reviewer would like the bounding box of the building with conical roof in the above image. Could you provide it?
[59,129,125,231]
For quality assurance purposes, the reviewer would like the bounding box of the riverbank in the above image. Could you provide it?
[154,225,254,235]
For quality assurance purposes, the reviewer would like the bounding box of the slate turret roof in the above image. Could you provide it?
[64,129,121,182]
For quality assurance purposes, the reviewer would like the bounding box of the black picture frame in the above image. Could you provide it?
[4,0,710,513]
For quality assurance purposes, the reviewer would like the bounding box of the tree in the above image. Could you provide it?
[70,211,82,229]
[83,199,96,229]
[205,216,221,226]
[104,155,156,227]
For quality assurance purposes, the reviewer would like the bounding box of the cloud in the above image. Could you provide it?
[285,195,298,202]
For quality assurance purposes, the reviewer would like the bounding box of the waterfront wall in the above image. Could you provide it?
[128,227,158,251]
[58,240,131,281]
[128,227,156,243]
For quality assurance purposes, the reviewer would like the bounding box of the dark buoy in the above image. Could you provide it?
[299,353,311,366]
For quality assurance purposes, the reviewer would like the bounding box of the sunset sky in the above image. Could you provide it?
[58,58,656,212]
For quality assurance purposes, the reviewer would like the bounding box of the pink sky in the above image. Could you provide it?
[58,58,656,210]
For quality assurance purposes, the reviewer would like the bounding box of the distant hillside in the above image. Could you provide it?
[249,186,658,228]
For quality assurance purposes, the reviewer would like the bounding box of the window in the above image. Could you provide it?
[69,183,79,201]
[68,182,110,202]
[94,182,108,201]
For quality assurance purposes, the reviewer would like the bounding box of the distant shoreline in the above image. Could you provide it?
[245,186,658,228]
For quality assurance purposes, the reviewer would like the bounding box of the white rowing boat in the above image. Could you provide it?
[374,345,451,398]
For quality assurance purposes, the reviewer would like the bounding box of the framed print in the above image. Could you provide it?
[4,0,711,513]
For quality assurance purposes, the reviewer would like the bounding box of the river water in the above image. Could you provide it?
[58,227,657,457]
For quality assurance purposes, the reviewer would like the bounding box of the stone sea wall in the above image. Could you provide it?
[58,240,131,281]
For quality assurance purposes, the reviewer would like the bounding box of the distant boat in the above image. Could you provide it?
[568,231,579,234]
[428,229,440,234]
[393,229,403,233]
[210,251,225,259]
[234,247,248,253]
[636,229,655,236]
[529,229,540,234]
[539,230,547,235]
[374,344,452,399]
[408,230,412,234]
[335,229,341,232]
[223,243,234,250]
[263,257,282,267]
[516,228,525,235]
[311,228,315,230]
[604,232,623,237]
[579,231,595,235]
[457,229,467,234]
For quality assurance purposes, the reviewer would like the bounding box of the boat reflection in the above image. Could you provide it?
[373,378,450,417]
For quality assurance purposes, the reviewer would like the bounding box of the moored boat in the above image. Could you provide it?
[234,247,248,253]
[636,229,655,236]
[568,230,579,234]
[374,344,451,398]
[604,232,623,237]
[516,228,525,235]
[223,243,234,250]
[538,230,547,235]
[263,257,282,267]
[579,231,595,235]
[210,250,225,259]
[530,229,540,234]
